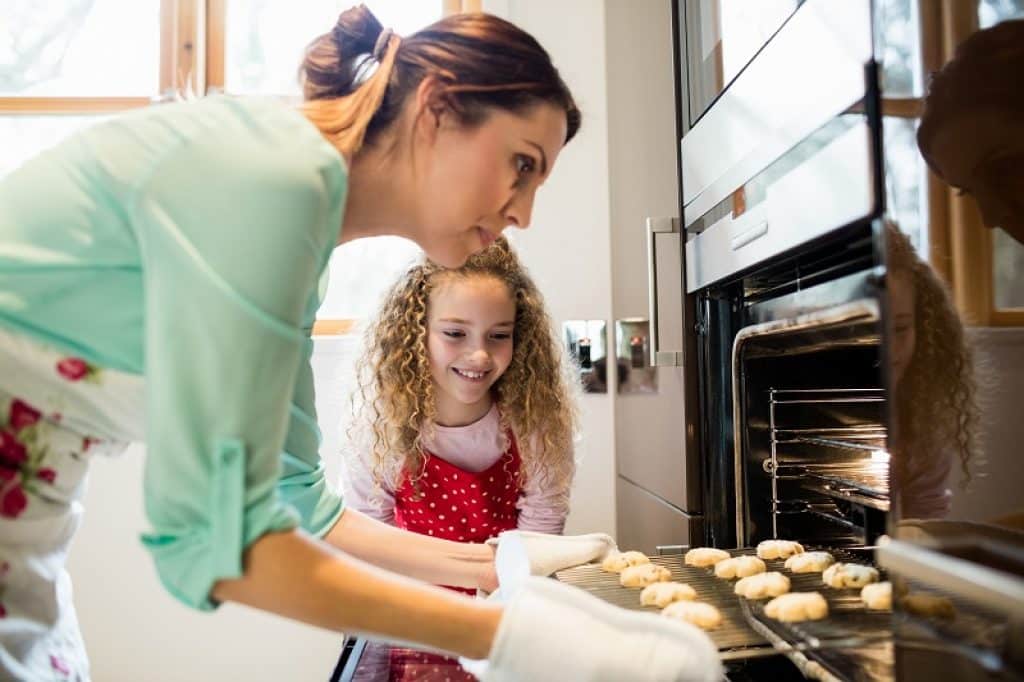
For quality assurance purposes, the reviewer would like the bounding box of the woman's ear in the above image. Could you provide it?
[412,76,453,144]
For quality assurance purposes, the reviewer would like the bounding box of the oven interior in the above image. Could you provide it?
[733,303,888,550]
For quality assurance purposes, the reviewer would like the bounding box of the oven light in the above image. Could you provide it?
[870,450,890,463]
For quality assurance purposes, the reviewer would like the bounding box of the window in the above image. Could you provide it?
[877,0,928,253]
[1,0,466,332]
[0,1,162,175]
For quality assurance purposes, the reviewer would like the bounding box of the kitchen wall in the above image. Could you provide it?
[949,328,1024,521]
[67,1,620,679]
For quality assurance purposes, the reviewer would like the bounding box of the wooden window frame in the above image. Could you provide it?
[0,0,203,116]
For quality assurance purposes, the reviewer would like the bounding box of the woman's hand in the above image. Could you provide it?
[463,576,723,681]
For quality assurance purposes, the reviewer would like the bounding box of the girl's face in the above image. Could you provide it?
[426,275,516,426]
[411,102,568,268]
[889,269,917,386]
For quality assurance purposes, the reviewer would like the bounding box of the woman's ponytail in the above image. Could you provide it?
[300,4,399,155]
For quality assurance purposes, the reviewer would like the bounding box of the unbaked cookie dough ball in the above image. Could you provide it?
[756,540,805,560]
[684,547,731,567]
[822,563,880,589]
[765,592,829,622]
[734,571,791,599]
[861,581,892,611]
[714,555,767,579]
[784,551,835,574]
[640,581,697,608]
[661,601,723,630]
[601,550,650,573]
[620,563,672,588]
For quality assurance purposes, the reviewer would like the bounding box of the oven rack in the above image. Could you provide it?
[767,387,888,536]
[774,464,891,513]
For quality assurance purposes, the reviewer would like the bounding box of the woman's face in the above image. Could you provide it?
[923,109,1024,244]
[888,269,917,386]
[426,274,517,426]
[411,102,568,268]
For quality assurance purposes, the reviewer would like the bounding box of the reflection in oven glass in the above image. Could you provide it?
[885,223,979,522]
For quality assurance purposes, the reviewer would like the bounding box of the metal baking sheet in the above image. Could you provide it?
[555,553,769,656]
[556,547,894,670]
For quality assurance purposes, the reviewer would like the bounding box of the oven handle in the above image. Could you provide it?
[646,216,684,367]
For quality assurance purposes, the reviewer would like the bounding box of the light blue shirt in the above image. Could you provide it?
[0,95,347,610]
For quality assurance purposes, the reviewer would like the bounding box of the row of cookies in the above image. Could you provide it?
[682,543,889,623]
[601,550,725,630]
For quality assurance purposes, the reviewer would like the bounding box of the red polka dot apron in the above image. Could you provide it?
[387,433,522,681]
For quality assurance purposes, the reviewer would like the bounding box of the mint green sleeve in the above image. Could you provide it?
[279,326,345,537]
[132,129,345,611]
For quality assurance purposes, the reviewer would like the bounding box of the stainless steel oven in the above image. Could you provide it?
[611,0,1024,679]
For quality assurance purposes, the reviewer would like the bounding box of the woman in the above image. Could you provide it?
[0,6,720,681]
[917,19,1024,245]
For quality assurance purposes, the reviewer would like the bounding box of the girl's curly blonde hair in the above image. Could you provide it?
[887,224,979,488]
[351,236,579,497]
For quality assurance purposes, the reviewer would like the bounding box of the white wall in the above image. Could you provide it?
[948,328,1024,521]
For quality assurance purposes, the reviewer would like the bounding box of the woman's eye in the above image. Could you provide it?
[515,154,535,176]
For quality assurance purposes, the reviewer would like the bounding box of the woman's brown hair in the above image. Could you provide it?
[300,4,581,156]
[350,236,579,498]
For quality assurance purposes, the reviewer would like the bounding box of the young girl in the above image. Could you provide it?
[342,237,579,556]
[886,223,979,519]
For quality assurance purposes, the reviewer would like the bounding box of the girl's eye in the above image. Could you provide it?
[491,332,512,341]
[443,330,465,339]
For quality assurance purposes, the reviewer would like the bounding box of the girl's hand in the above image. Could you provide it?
[487,530,618,578]
[461,576,722,681]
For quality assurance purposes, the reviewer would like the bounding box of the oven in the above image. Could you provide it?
[606,0,1024,679]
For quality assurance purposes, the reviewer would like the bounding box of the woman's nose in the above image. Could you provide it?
[503,189,536,230]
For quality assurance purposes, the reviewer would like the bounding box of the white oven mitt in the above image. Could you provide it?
[486,530,617,578]
[460,575,723,682]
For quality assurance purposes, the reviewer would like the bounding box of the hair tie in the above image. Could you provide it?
[373,28,394,61]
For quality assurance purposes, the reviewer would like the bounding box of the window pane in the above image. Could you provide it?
[979,0,1024,28]
[318,238,423,320]
[993,228,1024,309]
[883,116,928,253]
[0,116,103,177]
[0,0,160,96]
[224,0,442,96]
[876,0,923,97]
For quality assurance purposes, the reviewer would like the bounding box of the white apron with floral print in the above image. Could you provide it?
[0,326,144,681]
